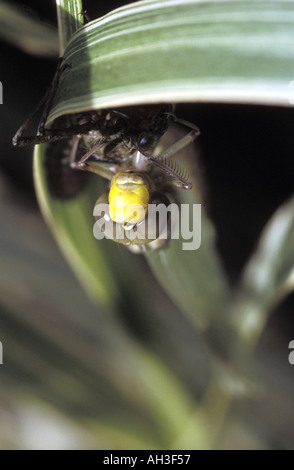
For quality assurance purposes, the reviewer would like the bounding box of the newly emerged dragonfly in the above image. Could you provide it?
[13,59,200,252]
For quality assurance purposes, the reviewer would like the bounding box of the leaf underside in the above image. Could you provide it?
[48,0,294,122]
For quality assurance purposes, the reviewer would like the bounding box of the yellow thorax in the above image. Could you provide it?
[109,171,150,225]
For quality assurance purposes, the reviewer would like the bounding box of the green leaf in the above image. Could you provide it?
[56,0,84,54]
[0,0,58,57]
[233,194,294,345]
[145,128,230,330]
[48,0,294,121]
[33,140,122,308]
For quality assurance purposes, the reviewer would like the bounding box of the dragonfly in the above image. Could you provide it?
[13,58,200,252]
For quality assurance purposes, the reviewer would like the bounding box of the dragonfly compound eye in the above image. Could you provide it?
[108,171,150,225]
